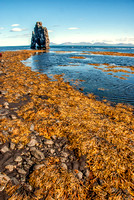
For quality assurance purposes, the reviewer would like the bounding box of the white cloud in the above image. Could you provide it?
[11,24,20,27]
[68,27,79,30]
[48,30,53,33]
[10,28,27,32]
[0,27,4,30]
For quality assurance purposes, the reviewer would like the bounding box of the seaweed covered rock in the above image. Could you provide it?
[31,22,50,49]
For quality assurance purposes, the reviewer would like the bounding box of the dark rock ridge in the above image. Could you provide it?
[31,22,50,49]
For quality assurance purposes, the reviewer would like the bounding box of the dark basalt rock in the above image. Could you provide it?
[31,22,50,50]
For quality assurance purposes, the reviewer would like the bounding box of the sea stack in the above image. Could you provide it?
[31,22,50,49]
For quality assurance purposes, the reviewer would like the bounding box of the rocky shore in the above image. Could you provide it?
[0,50,134,199]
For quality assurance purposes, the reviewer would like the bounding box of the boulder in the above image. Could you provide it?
[31,22,50,49]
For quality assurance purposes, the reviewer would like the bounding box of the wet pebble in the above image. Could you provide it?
[76,170,83,180]
[3,102,9,109]
[73,161,79,170]
[14,156,22,162]
[5,165,15,172]
[61,163,68,170]
[44,139,54,145]
[30,147,45,160]
[27,138,38,147]
[30,124,34,131]
[17,168,27,175]
[10,142,15,150]
[1,145,9,153]
[50,149,55,154]
[0,173,10,191]
[10,114,17,120]
[34,164,45,170]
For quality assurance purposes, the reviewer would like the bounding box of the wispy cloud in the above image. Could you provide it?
[4,33,31,38]
[68,27,79,30]
[0,27,4,30]
[48,30,53,33]
[116,37,134,43]
[11,24,20,27]
[10,28,27,32]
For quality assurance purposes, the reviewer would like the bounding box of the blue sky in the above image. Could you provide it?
[0,0,134,46]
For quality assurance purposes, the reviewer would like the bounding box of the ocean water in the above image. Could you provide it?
[1,45,134,105]
[0,46,30,52]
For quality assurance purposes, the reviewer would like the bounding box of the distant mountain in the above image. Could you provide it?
[52,42,134,47]
[50,42,57,45]
[59,42,92,46]
[93,42,134,46]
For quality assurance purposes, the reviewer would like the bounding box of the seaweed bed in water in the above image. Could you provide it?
[0,50,134,199]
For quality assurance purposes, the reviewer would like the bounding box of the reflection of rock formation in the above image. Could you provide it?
[31,22,50,49]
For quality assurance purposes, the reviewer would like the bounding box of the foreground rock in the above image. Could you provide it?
[0,134,91,184]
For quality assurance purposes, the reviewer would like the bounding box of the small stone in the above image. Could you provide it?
[10,142,15,150]
[2,130,9,136]
[27,160,33,166]
[79,160,86,171]
[1,145,9,153]
[5,165,15,172]
[51,135,57,140]
[30,147,44,160]
[15,156,22,162]
[26,184,32,191]
[50,149,55,154]
[10,114,17,120]
[0,108,8,115]
[30,124,34,131]
[28,139,38,147]
[60,157,67,163]
[61,152,69,158]
[73,161,79,170]
[11,177,19,185]
[76,171,83,180]
[55,143,59,147]
[85,169,90,178]
[3,102,9,109]
[17,143,24,149]
[0,60,4,63]
[1,90,7,95]
[3,102,9,106]
[34,164,45,170]
[44,139,54,145]
[0,115,6,120]
[17,163,22,167]
[20,177,26,182]
[0,173,10,191]
[17,168,27,175]
[24,165,30,171]
[61,163,68,170]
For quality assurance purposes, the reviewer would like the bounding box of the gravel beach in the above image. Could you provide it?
[0,50,134,199]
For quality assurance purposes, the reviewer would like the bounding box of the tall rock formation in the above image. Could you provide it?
[31,22,50,49]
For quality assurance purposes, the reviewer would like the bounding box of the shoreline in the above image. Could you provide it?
[0,50,134,199]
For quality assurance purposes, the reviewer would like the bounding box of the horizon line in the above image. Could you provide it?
[0,42,134,47]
